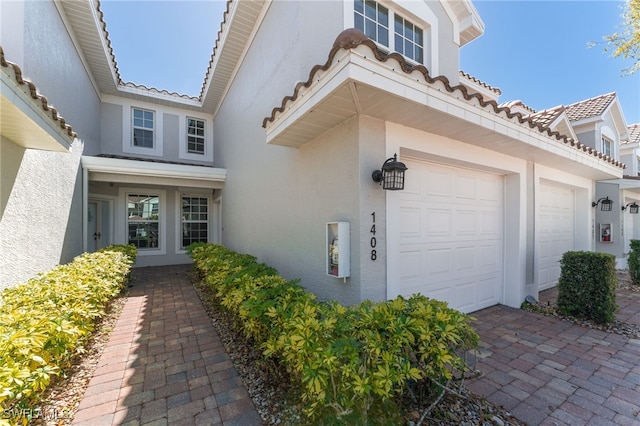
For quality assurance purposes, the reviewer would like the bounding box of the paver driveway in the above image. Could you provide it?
[466,286,640,425]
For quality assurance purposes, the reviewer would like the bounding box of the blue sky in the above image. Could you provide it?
[100,1,639,124]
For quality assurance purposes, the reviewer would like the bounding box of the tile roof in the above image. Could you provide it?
[263,29,624,170]
[627,123,640,145]
[499,100,536,114]
[0,46,77,139]
[526,106,565,130]
[459,71,501,95]
[565,92,616,122]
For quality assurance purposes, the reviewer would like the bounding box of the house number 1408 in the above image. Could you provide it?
[370,212,377,261]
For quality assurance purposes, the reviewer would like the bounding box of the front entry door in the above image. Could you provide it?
[87,199,111,252]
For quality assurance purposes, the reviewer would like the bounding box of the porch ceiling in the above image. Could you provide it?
[263,33,623,182]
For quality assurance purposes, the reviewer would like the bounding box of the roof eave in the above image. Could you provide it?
[263,30,624,180]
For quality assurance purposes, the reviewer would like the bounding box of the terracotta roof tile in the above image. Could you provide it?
[499,100,536,114]
[627,123,640,145]
[198,0,231,100]
[526,106,565,130]
[0,46,78,139]
[263,29,624,170]
[565,92,616,121]
[95,1,122,87]
[459,71,501,95]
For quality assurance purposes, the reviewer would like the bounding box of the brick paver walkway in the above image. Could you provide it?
[467,285,640,426]
[72,264,261,426]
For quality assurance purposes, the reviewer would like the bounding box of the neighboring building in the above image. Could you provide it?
[0,0,632,313]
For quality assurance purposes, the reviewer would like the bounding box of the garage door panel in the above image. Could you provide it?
[424,248,452,275]
[399,207,421,238]
[537,182,575,290]
[391,160,504,313]
[427,209,453,236]
[426,170,452,197]
[455,210,476,235]
[455,176,476,199]
[480,210,500,235]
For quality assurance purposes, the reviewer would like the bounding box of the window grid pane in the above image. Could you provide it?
[132,108,154,148]
[392,13,423,63]
[187,118,205,154]
[181,196,208,248]
[355,0,389,47]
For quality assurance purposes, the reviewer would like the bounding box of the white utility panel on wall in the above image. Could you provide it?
[327,222,350,279]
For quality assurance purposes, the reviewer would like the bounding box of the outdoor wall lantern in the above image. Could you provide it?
[592,197,613,211]
[622,202,639,214]
[371,153,408,190]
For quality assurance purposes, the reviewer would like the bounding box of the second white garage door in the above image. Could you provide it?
[536,182,575,290]
[388,159,503,313]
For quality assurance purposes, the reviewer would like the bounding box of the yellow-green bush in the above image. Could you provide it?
[0,245,136,425]
[188,243,478,424]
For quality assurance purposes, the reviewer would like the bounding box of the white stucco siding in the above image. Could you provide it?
[0,1,25,64]
[21,1,101,152]
[0,139,84,289]
[214,1,368,305]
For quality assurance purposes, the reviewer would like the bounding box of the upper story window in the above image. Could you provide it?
[187,118,205,155]
[602,136,612,157]
[354,0,424,63]
[133,108,154,148]
[636,156,640,176]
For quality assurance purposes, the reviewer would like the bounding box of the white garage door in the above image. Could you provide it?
[388,159,503,313]
[537,182,575,290]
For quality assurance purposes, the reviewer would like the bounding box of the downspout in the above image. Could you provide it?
[82,163,88,252]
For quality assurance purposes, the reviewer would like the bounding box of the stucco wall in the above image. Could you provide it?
[215,1,376,304]
[22,1,101,153]
[0,139,83,289]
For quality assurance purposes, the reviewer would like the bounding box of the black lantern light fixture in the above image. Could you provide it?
[372,153,408,190]
[592,197,613,211]
[622,202,639,214]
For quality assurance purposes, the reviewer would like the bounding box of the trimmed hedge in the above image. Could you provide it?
[0,245,136,425]
[628,239,640,285]
[557,251,618,324]
[188,243,479,424]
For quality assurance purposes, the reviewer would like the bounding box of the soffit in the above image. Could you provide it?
[263,29,624,180]
[1,48,75,151]
[60,0,265,113]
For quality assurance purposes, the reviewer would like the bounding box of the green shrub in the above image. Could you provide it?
[557,251,618,324]
[0,245,136,425]
[189,243,478,424]
[628,239,640,285]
